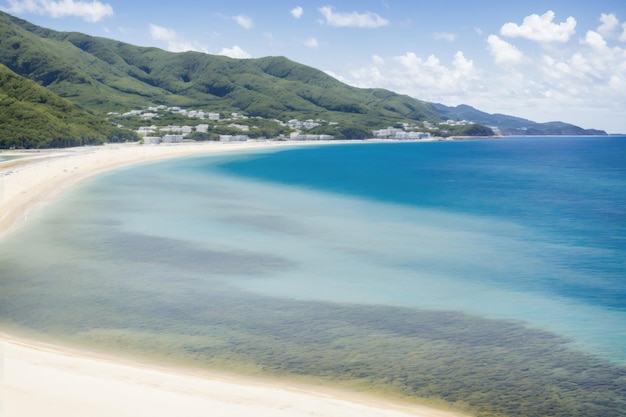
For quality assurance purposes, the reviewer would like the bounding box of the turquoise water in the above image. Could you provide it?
[1,136,625,415]
[212,136,626,359]
[0,154,25,162]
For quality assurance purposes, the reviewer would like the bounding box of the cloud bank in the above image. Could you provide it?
[5,0,113,22]
[220,45,252,59]
[500,10,576,43]
[338,10,626,131]
[318,6,389,28]
[149,24,207,53]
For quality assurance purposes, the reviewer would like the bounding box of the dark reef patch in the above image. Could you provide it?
[3,285,624,417]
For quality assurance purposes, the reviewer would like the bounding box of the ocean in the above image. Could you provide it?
[1,136,625,416]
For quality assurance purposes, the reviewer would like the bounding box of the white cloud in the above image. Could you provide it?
[434,32,456,42]
[290,6,303,19]
[332,10,626,133]
[344,50,477,103]
[372,54,385,65]
[168,41,208,53]
[304,37,318,48]
[342,66,386,87]
[149,24,208,53]
[220,45,252,59]
[596,13,626,42]
[582,30,607,50]
[149,24,177,42]
[452,51,475,74]
[597,14,626,42]
[487,35,523,65]
[597,13,619,38]
[500,10,576,42]
[5,0,113,22]
[233,14,254,30]
[318,6,389,28]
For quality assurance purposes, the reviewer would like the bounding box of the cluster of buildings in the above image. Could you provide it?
[111,106,222,121]
[122,106,339,143]
[372,127,431,140]
[138,124,205,144]
[284,119,322,129]
[119,107,253,144]
[116,105,483,144]
[440,119,471,126]
[372,119,479,140]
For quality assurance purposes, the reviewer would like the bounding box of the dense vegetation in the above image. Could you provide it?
[0,64,137,148]
[0,10,604,148]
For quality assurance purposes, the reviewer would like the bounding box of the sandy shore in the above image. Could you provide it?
[0,141,466,417]
[1,334,464,417]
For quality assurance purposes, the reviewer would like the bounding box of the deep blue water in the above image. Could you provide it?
[216,137,626,312]
[1,135,625,368]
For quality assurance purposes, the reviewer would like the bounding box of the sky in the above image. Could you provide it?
[2,1,626,133]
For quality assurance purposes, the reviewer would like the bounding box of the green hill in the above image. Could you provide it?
[0,63,136,148]
[0,12,439,125]
[0,11,606,148]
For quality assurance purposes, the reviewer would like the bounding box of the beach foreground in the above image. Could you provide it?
[0,141,462,417]
[1,335,462,417]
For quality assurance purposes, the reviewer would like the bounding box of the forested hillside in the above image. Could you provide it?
[0,64,136,148]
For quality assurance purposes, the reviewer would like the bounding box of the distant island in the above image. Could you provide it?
[0,11,607,149]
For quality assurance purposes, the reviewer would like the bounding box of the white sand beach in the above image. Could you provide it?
[0,141,466,417]
[1,334,463,417]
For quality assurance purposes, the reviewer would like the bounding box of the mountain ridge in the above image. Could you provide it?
[0,11,607,148]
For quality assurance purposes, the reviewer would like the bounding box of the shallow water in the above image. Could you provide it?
[1,136,625,416]
[0,155,25,162]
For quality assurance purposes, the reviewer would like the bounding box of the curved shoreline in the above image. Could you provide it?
[0,140,465,417]
[1,333,463,417]
[0,141,322,241]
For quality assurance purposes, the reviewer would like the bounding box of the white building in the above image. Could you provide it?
[141,112,158,120]
[372,127,403,138]
[142,136,161,145]
[303,120,321,129]
[229,123,250,132]
[137,125,157,137]
[373,127,430,140]
[287,119,302,128]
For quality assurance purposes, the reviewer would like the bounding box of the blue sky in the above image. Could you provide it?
[2,1,626,133]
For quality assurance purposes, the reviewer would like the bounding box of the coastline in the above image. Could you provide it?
[0,140,465,417]
[1,333,462,417]
[0,140,323,241]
